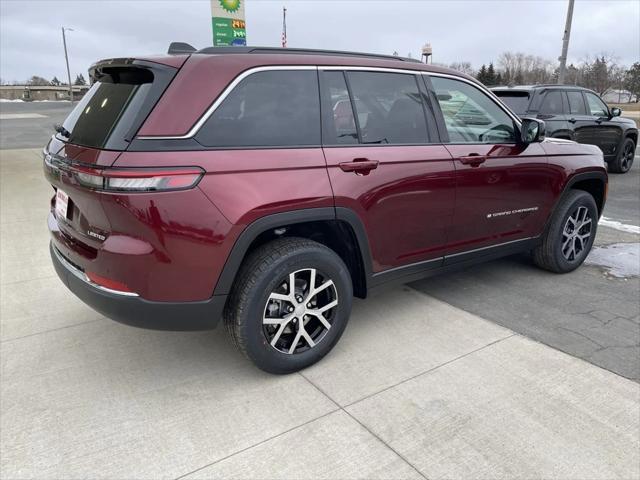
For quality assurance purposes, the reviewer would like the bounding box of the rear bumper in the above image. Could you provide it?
[50,242,226,331]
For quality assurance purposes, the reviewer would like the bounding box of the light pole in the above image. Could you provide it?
[557,0,575,84]
[61,27,74,102]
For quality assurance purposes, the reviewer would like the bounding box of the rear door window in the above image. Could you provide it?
[566,91,587,115]
[320,71,358,144]
[61,66,169,150]
[345,71,429,144]
[539,91,565,115]
[196,70,321,147]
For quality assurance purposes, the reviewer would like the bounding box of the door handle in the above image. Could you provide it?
[459,154,486,167]
[568,118,577,123]
[339,158,379,175]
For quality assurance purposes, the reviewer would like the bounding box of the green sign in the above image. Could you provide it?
[212,17,246,46]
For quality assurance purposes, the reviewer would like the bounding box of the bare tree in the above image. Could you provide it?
[28,76,50,86]
[497,52,556,85]
[449,61,475,76]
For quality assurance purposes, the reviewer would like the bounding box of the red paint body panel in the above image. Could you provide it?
[45,150,233,301]
[444,142,557,252]
[113,149,334,225]
[323,145,455,271]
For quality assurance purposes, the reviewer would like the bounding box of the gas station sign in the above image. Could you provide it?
[211,0,246,46]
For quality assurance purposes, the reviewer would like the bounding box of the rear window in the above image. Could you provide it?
[493,91,530,115]
[60,66,170,150]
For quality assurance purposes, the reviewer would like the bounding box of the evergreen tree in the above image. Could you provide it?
[50,76,61,86]
[486,63,496,86]
[624,62,640,102]
[495,72,503,86]
[74,74,87,86]
[476,64,488,84]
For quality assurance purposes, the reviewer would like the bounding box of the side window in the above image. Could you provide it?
[430,76,516,144]
[566,91,587,115]
[584,92,609,117]
[539,91,565,115]
[346,71,429,144]
[321,71,358,144]
[196,70,320,147]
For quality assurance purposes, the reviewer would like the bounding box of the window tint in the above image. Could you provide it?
[431,77,516,143]
[585,92,609,117]
[61,67,161,150]
[322,71,358,144]
[346,71,429,144]
[494,91,530,115]
[539,91,565,115]
[197,70,320,147]
[567,91,587,115]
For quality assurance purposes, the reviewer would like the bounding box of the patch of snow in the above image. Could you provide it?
[0,98,25,102]
[586,243,640,278]
[599,217,640,235]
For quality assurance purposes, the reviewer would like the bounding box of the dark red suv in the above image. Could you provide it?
[44,46,607,373]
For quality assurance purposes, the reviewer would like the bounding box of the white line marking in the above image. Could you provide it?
[0,113,47,120]
[599,217,640,234]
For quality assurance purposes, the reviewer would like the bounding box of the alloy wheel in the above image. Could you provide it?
[561,206,592,261]
[263,268,338,354]
[622,142,635,171]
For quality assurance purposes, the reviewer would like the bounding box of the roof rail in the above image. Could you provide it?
[195,46,422,63]
[168,42,197,55]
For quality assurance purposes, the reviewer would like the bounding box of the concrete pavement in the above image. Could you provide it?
[1,147,639,479]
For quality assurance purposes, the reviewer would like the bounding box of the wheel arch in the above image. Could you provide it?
[559,171,607,217]
[213,207,373,299]
[568,173,607,216]
[624,129,638,146]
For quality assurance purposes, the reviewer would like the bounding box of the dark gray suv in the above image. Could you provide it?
[493,85,637,173]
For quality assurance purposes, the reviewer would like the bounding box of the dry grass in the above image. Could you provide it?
[608,102,640,111]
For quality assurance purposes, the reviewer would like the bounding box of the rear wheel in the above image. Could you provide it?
[225,237,353,374]
[609,137,635,173]
[533,190,597,273]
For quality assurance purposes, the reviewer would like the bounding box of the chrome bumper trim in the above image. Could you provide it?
[52,246,139,297]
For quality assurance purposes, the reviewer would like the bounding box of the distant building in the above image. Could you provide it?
[602,88,636,104]
[0,85,90,101]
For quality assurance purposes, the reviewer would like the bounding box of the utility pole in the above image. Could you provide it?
[557,0,575,84]
[62,27,73,102]
[281,7,287,48]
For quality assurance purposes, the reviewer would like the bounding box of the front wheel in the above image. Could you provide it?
[533,190,598,273]
[609,137,635,174]
[225,237,353,374]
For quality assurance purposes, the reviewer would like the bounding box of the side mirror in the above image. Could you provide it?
[610,107,622,117]
[520,118,545,144]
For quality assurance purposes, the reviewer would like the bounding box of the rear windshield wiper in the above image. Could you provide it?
[54,124,71,138]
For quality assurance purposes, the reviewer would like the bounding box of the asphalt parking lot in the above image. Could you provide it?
[1,102,639,479]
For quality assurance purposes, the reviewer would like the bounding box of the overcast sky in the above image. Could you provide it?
[1,0,638,82]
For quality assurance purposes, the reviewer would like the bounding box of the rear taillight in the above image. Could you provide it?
[72,166,204,192]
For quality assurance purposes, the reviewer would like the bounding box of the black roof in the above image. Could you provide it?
[168,42,421,63]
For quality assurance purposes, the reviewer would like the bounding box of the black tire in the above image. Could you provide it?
[533,190,598,273]
[608,137,635,173]
[224,237,353,374]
